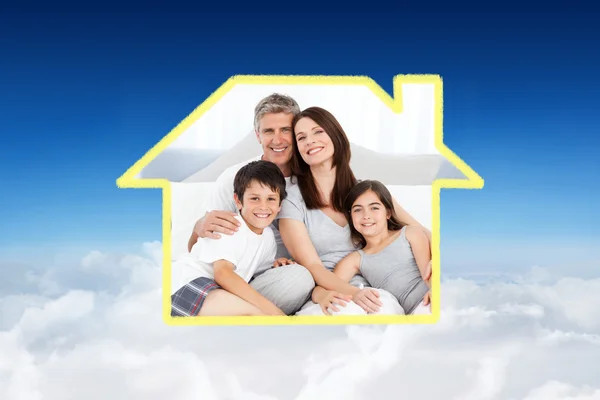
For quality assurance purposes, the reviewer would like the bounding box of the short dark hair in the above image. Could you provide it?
[343,180,404,249]
[233,160,287,205]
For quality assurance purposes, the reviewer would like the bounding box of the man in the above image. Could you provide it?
[186,93,316,315]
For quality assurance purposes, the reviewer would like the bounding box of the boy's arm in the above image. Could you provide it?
[405,226,432,288]
[213,260,285,316]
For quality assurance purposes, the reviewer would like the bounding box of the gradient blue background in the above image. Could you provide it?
[1,5,598,274]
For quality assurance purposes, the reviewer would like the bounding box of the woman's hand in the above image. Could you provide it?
[316,290,352,315]
[272,258,295,267]
[352,288,383,313]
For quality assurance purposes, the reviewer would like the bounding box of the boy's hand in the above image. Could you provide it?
[317,290,352,315]
[273,258,294,267]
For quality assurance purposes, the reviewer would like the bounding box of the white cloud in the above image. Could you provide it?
[1,243,600,399]
[524,381,600,400]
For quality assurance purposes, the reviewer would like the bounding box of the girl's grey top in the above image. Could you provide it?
[277,183,369,287]
[357,226,429,314]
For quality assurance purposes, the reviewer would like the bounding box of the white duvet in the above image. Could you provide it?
[294,289,432,316]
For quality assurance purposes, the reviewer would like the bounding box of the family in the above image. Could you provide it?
[170,93,433,317]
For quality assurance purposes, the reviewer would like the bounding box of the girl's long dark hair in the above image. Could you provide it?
[290,107,357,212]
[343,180,405,249]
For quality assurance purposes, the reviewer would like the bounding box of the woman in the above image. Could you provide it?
[277,106,432,315]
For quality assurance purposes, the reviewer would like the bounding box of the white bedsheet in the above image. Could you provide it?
[295,289,407,316]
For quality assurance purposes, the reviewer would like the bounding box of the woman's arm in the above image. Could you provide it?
[312,251,361,302]
[404,226,432,288]
[278,218,361,296]
[392,198,431,243]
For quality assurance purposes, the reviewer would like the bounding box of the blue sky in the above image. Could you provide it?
[0,6,598,271]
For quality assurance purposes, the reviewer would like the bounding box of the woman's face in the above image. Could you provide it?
[294,117,335,167]
[350,190,390,238]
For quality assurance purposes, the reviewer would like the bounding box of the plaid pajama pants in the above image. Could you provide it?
[171,277,221,317]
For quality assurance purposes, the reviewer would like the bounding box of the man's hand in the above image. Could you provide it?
[194,210,241,240]
[316,290,352,315]
[424,260,432,282]
[352,288,383,314]
[272,258,294,267]
[422,290,431,306]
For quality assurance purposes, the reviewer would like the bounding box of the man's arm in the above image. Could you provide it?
[213,260,285,316]
[404,226,432,288]
[392,197,432,243]
[187,166,242,252]
[188,210,241,252]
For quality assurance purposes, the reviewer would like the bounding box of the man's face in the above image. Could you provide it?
[256,112,294,169]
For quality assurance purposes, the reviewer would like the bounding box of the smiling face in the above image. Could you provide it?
[350,189,391,238]
[256,112,294,175]
[293,117,335,168]
[234,179,282,234]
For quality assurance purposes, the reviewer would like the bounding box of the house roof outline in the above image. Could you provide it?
[116,74,484,327]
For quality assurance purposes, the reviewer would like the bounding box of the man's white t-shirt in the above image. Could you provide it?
[171,214,277,294]
[201,156,294,263]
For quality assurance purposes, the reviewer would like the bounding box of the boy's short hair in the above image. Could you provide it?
[233,160,287,204]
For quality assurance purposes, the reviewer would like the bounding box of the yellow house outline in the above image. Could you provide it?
[116,74,484,326]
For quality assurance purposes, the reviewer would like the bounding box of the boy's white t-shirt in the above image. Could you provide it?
[171,214,277,294]
[199,155,294,261]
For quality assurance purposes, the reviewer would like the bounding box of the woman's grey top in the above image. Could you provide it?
[357,226,429,314]
[277,183,369,287]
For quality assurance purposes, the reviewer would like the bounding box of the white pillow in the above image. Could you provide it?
[169,182,216,261]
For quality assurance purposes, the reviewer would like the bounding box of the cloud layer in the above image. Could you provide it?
[1,243,600,400]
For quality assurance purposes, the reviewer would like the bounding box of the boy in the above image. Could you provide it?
[171,160,290,317]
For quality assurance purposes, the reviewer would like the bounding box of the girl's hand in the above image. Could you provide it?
[352,288,383,313]
[272,258,294,267]
[317,291,352,315]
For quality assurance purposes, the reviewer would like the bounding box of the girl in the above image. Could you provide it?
[314,179,432,315]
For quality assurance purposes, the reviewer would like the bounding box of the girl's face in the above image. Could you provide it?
[294,117,335,167]
[350,190,391,238]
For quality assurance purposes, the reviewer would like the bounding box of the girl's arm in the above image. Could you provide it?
[333,251,361,282]
[404,225,432,288]
[392,197,432,244]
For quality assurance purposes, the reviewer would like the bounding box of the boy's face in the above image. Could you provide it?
[234,179,282,233]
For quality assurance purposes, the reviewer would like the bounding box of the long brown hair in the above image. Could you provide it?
[290,107,357,212]
[343,180,405,249]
